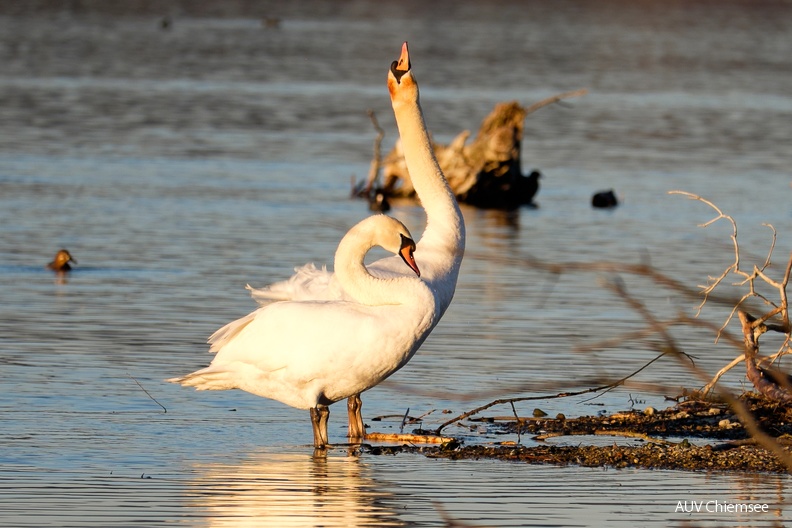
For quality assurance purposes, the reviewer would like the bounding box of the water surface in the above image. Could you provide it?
[2,1,792,525]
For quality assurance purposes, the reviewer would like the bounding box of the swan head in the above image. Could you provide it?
[372,215,420,278]
[47,249,77,272]
[388,41,417,102]
[340,215,421,278]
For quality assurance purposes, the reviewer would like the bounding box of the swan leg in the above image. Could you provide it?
[347,394,366,439]
[310,406,330,448]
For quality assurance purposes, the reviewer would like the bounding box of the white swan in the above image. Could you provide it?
[248,42,466,439]
[169,215,433,448]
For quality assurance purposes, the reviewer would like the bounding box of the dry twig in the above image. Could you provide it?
[362,109,385,196]
[434,351,671,435]
[669,191,792,392]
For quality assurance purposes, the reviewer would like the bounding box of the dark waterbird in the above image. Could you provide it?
[592,189,618,208]
[46,249,77,272]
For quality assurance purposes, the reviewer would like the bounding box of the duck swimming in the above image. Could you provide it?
[47,249,77,272]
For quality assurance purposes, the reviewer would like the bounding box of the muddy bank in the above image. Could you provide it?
[362,395,792,473]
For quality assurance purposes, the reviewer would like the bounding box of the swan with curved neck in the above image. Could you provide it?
[333,216,421,305]
[169,215,432,448]
[248,42,465,440]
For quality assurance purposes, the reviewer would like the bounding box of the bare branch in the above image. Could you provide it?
[759,223,777,272]
[363,109,385,195]
[434,351,670,435]
[668,190,743,309]
[522,88,589,116]
[699,354,745,395]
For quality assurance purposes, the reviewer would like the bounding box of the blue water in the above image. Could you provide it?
[2,1,792,525]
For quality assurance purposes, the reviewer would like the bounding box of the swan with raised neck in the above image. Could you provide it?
[387,41,465,309]
[250,42,464,310]
[243,42,466,442]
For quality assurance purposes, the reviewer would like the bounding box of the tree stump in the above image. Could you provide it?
[381,101,539,209]
[355,89,586,210]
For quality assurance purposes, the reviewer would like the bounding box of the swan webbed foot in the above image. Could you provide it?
[347,394,366,439]
[310,405,330,448]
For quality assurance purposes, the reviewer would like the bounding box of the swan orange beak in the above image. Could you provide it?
[396,41,410,72]
[398,235,420,277]
[390,41,411,82]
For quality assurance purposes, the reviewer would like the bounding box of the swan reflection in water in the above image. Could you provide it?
[186,451,405,527]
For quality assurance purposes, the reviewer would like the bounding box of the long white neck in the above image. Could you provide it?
[334,224,419,307]
[391,83,466,288]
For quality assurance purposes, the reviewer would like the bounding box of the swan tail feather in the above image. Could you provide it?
[167,367,237,391]
[207,311,257,353]
[246,283,289,303]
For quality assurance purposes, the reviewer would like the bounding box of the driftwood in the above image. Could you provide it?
[356,89,587,210]
[740,310,792,402]
[363,432,453,444]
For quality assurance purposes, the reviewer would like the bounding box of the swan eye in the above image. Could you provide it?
[399,234,416,251]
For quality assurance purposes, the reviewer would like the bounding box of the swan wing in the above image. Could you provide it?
[214,300,423,370]
[247,256,417,305]
[247,263,347,304]
[176,296,433,408]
